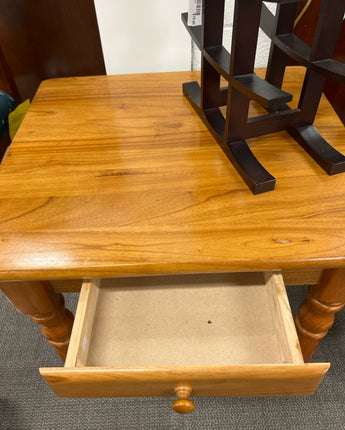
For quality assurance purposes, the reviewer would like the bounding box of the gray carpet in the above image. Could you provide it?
[0,285,344,430]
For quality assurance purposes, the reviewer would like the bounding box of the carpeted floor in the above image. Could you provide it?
[1,285,345,430]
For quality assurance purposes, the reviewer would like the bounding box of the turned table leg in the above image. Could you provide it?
[0,280,74,361]
[295,268,345,362]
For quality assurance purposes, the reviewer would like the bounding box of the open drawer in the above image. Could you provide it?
[40,272,329,414]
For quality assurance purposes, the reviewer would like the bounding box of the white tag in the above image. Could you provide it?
[188,0,202,27]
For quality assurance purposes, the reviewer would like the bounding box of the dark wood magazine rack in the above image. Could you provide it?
[182,0,345,194]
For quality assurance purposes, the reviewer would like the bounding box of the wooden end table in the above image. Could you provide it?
[1,67,345,411]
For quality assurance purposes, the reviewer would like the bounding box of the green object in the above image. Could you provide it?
[8,99,30,140]
[0,90,17,141]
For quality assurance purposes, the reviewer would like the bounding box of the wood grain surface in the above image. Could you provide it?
[39,363,329,398]
[1,67,345,280]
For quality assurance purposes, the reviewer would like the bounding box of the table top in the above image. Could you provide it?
[1,67,345,281]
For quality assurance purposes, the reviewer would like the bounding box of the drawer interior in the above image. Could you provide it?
[65,272,304,368]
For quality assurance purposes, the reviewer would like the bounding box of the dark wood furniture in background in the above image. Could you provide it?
[295,0,345,125]
[0,0,105,102]
[0,0,105,161]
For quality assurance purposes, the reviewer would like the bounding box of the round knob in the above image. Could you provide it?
[172,385,195,414]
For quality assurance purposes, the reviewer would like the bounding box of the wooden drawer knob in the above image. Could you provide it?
[172,385,195,414]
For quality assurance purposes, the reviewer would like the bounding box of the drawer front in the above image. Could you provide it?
[40,363,329,398]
